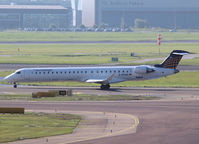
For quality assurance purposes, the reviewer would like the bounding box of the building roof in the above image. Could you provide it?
[0,5,67,10]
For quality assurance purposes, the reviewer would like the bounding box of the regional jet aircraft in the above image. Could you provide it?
[4,50,188,90]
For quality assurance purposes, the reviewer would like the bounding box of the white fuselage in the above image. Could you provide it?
[4,65,178,84]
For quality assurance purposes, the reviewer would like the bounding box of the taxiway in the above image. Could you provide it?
[1,64,199,144]
[1,99,199,144]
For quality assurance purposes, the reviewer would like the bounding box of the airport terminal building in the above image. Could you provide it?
[79,0,199,29]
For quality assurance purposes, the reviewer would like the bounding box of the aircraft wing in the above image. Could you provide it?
[85,74,114,84]
[85,79,105,83]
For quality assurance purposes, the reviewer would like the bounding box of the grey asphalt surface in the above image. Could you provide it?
[0,63,199,71]
[1,83,199,144]
[1,85,199,100]
[0,99,199,144]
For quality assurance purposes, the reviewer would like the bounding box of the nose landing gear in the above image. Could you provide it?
[100,84,110,90]
[13,82,17,88]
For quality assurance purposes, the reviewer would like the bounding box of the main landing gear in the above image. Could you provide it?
[13,82,17,88]
[100,84,110,90]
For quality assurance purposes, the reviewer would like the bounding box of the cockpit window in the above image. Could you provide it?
[16,71,21,74]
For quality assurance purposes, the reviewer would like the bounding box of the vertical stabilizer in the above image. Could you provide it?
[154,50,189,69]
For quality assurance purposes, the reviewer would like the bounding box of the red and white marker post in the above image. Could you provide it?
[157,34,162,46]
[157,34,162,55]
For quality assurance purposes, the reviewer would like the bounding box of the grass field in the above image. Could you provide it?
[0,43,198,65]
[0,113,81,143]
[0,71,198,88]
[0,32,199,65]
[0,94,158,101]
[0,32,198,88]
[0,31,199,41]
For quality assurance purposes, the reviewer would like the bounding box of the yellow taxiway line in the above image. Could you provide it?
[60,111,139,144]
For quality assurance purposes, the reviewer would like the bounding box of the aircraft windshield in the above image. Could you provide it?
[16,71,21,74]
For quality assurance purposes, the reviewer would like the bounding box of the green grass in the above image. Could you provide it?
[0,43,198,65]
[1,71,199,88]
[138,59,199,66]
[114,72,199,87]
[0,113,81,143]
[0,94,158,101]
[0,71,13,77]
[37,95,158,101]
[0,94,30,100]
[0,31,199,41]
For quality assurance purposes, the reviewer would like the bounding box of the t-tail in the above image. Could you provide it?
[154,50,189,69]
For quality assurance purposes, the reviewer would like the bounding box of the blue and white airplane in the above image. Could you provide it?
[3,50,188,90]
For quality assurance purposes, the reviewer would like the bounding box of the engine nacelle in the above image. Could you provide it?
[134,66,155,74]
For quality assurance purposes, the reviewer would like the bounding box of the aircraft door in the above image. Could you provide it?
[129,69,133,77]
[24,70,31,82]
[17,70,24,82]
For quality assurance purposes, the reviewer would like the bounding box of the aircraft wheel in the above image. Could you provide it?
[13,83,17,88]
[106,84,110,89]
[100,85,105,90]
[101,84,110,90]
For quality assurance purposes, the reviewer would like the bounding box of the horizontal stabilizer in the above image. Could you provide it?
[172,51,189,56]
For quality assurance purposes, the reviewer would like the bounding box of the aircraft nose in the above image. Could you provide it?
[4,75,14,83]
[4,76,10,82]
[174,69,179,74]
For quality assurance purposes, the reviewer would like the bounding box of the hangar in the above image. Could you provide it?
[0,5,70,29]
[80,0,199,29]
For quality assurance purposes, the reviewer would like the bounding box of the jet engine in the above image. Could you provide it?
[134,66,155,74]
